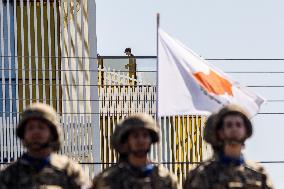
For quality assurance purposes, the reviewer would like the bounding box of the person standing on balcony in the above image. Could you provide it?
[0,103,90,189]
[183,105,274,189]
[124,48,137,82]
[92,114,180,189]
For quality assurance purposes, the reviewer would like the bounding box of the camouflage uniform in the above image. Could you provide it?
[0,103,90,189]
[184,105,274,189]
[93,162,179,189]
[0,153,89,189]
[92,114,180,189]
[184,156,274,189]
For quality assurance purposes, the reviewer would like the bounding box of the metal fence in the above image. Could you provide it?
[0,0,100,178]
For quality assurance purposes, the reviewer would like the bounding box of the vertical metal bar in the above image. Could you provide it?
[172,116,177,175]
[67,0,73,115]
[60,0,67,127]
[33,0,39,102]
[13,0,20,158]
[73,0,80,116]
[81,115,86,162]
[182,115,186,181]
[0,120,2,162]
[13,117,17,159]
[88,0,100,174]
[155,14,160,118]
[186,115,190,171]
[53,0,59,112]
[80,0,87,166]
[20,0,26,109]
[40,0,46,103]
[81,0,86,118]
[7,0,13,162]
[177,116,182,183]
[1,0,6,120]
[67,115,72,157]
[27,0,32,106]
[0,1,5,163]
[4,116,7,163]
[14,0,19,116]
[13,0,19,159]
[169,116,173,172]
[47,0,52,107]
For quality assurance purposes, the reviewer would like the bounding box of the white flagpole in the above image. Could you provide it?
[156,13,161,163]
[156,13,159,118]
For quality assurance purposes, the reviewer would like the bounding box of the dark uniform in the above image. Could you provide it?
[184,105,274,189]
[92,114,180,189]
[93,162,178,189]
[0,103,90,189]
[184,156,273,189]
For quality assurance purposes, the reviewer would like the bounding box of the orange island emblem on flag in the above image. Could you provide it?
[193,70,233,96]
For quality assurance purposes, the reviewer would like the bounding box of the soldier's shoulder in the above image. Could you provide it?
[49,153,87,177]
[244,160,268,174]
[156,164,177,180]
[0,159,27,183]
[92,164,122,188]
[50,154,90,187]
[0,158,26,174]
[183,161,216,189]
[156,165,176,178]
[155,165,180,189]
[185,160,219,182]
[244,160,274,188]
[96,164,122,180]
[50,154,79,170]
[192,160,218,173]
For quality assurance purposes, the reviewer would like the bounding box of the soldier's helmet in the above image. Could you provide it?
[204,104,253,149]
[111,114,159,153]
[203,113,219,149]
[124,47,132,53]
[16,103,61,151]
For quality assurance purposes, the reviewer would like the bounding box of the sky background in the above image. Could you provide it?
[96,0,284,188]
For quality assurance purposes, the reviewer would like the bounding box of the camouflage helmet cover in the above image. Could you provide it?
[16,103,61,151]
[204,104,253,148]
[111,114,160,153]
[203,113,218,148]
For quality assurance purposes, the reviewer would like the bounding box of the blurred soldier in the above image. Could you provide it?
[0,103,90,189]
[92,114,180,189]
[124,48,137,81]
[184,105,274,189]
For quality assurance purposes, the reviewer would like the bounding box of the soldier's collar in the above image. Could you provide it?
[21,153,51,171]
[217,151,245,166]
[122,161,156,177]
[22,153,50,162]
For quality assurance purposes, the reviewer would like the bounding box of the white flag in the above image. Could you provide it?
[157,29,265,117]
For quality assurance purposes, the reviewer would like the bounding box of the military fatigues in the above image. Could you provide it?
[184,105,274,189]
[92,114,180,189]
[0,153,89,189]
[93,161,179,189]
[184,156,274,189]
[0,103,90,189]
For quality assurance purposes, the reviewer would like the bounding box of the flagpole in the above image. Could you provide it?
[156,13,159,117]
[156,13,161,163]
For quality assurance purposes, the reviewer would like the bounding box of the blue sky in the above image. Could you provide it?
[96,0,284,188]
